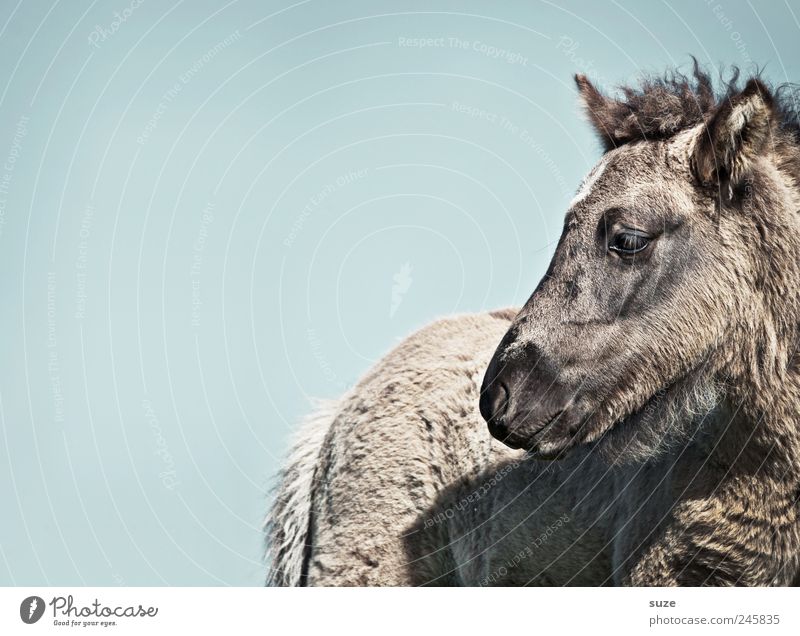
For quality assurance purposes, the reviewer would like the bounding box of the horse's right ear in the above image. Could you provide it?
[575,74,623,152]
[690,78,777,202]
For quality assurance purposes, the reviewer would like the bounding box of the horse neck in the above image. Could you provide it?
[712,363,800,479]
[706,136,800,478]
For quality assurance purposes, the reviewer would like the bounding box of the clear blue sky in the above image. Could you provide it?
[1,0,798,586]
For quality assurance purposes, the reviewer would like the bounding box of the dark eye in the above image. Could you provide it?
[608,230,650,257]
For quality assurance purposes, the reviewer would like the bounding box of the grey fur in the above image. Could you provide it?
[265,399,336,586]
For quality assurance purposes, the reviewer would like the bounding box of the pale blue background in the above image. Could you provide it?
[0,0,798,586]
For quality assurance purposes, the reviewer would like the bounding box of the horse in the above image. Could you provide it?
[266,64,800,586]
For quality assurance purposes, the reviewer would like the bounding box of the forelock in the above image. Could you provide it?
[581,62,800,151]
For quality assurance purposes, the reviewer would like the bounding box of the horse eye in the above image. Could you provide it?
[608,230,650,257]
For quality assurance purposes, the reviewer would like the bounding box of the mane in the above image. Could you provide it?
[579,62,800,150]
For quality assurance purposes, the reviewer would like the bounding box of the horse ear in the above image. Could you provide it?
[575,74,620,152]
[691,78,776,200]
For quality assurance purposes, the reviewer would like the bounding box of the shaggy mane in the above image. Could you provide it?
[578,61,800,150]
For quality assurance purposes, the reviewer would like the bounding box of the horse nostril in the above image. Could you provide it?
[492,382,510,420]
[487,417,511,442]
[480,380,510,424]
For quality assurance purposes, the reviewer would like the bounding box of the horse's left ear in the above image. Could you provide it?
[691,78,777,199]
[575,74,629,151]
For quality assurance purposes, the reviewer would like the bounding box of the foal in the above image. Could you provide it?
[267,67,800,586]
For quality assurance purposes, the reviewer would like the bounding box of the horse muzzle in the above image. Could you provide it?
[479,351,592,459]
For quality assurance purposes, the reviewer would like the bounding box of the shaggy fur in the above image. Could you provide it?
[576,63,800,152]
[269,312,521,585]
[266,65,800,586]
[265,399,337,586]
